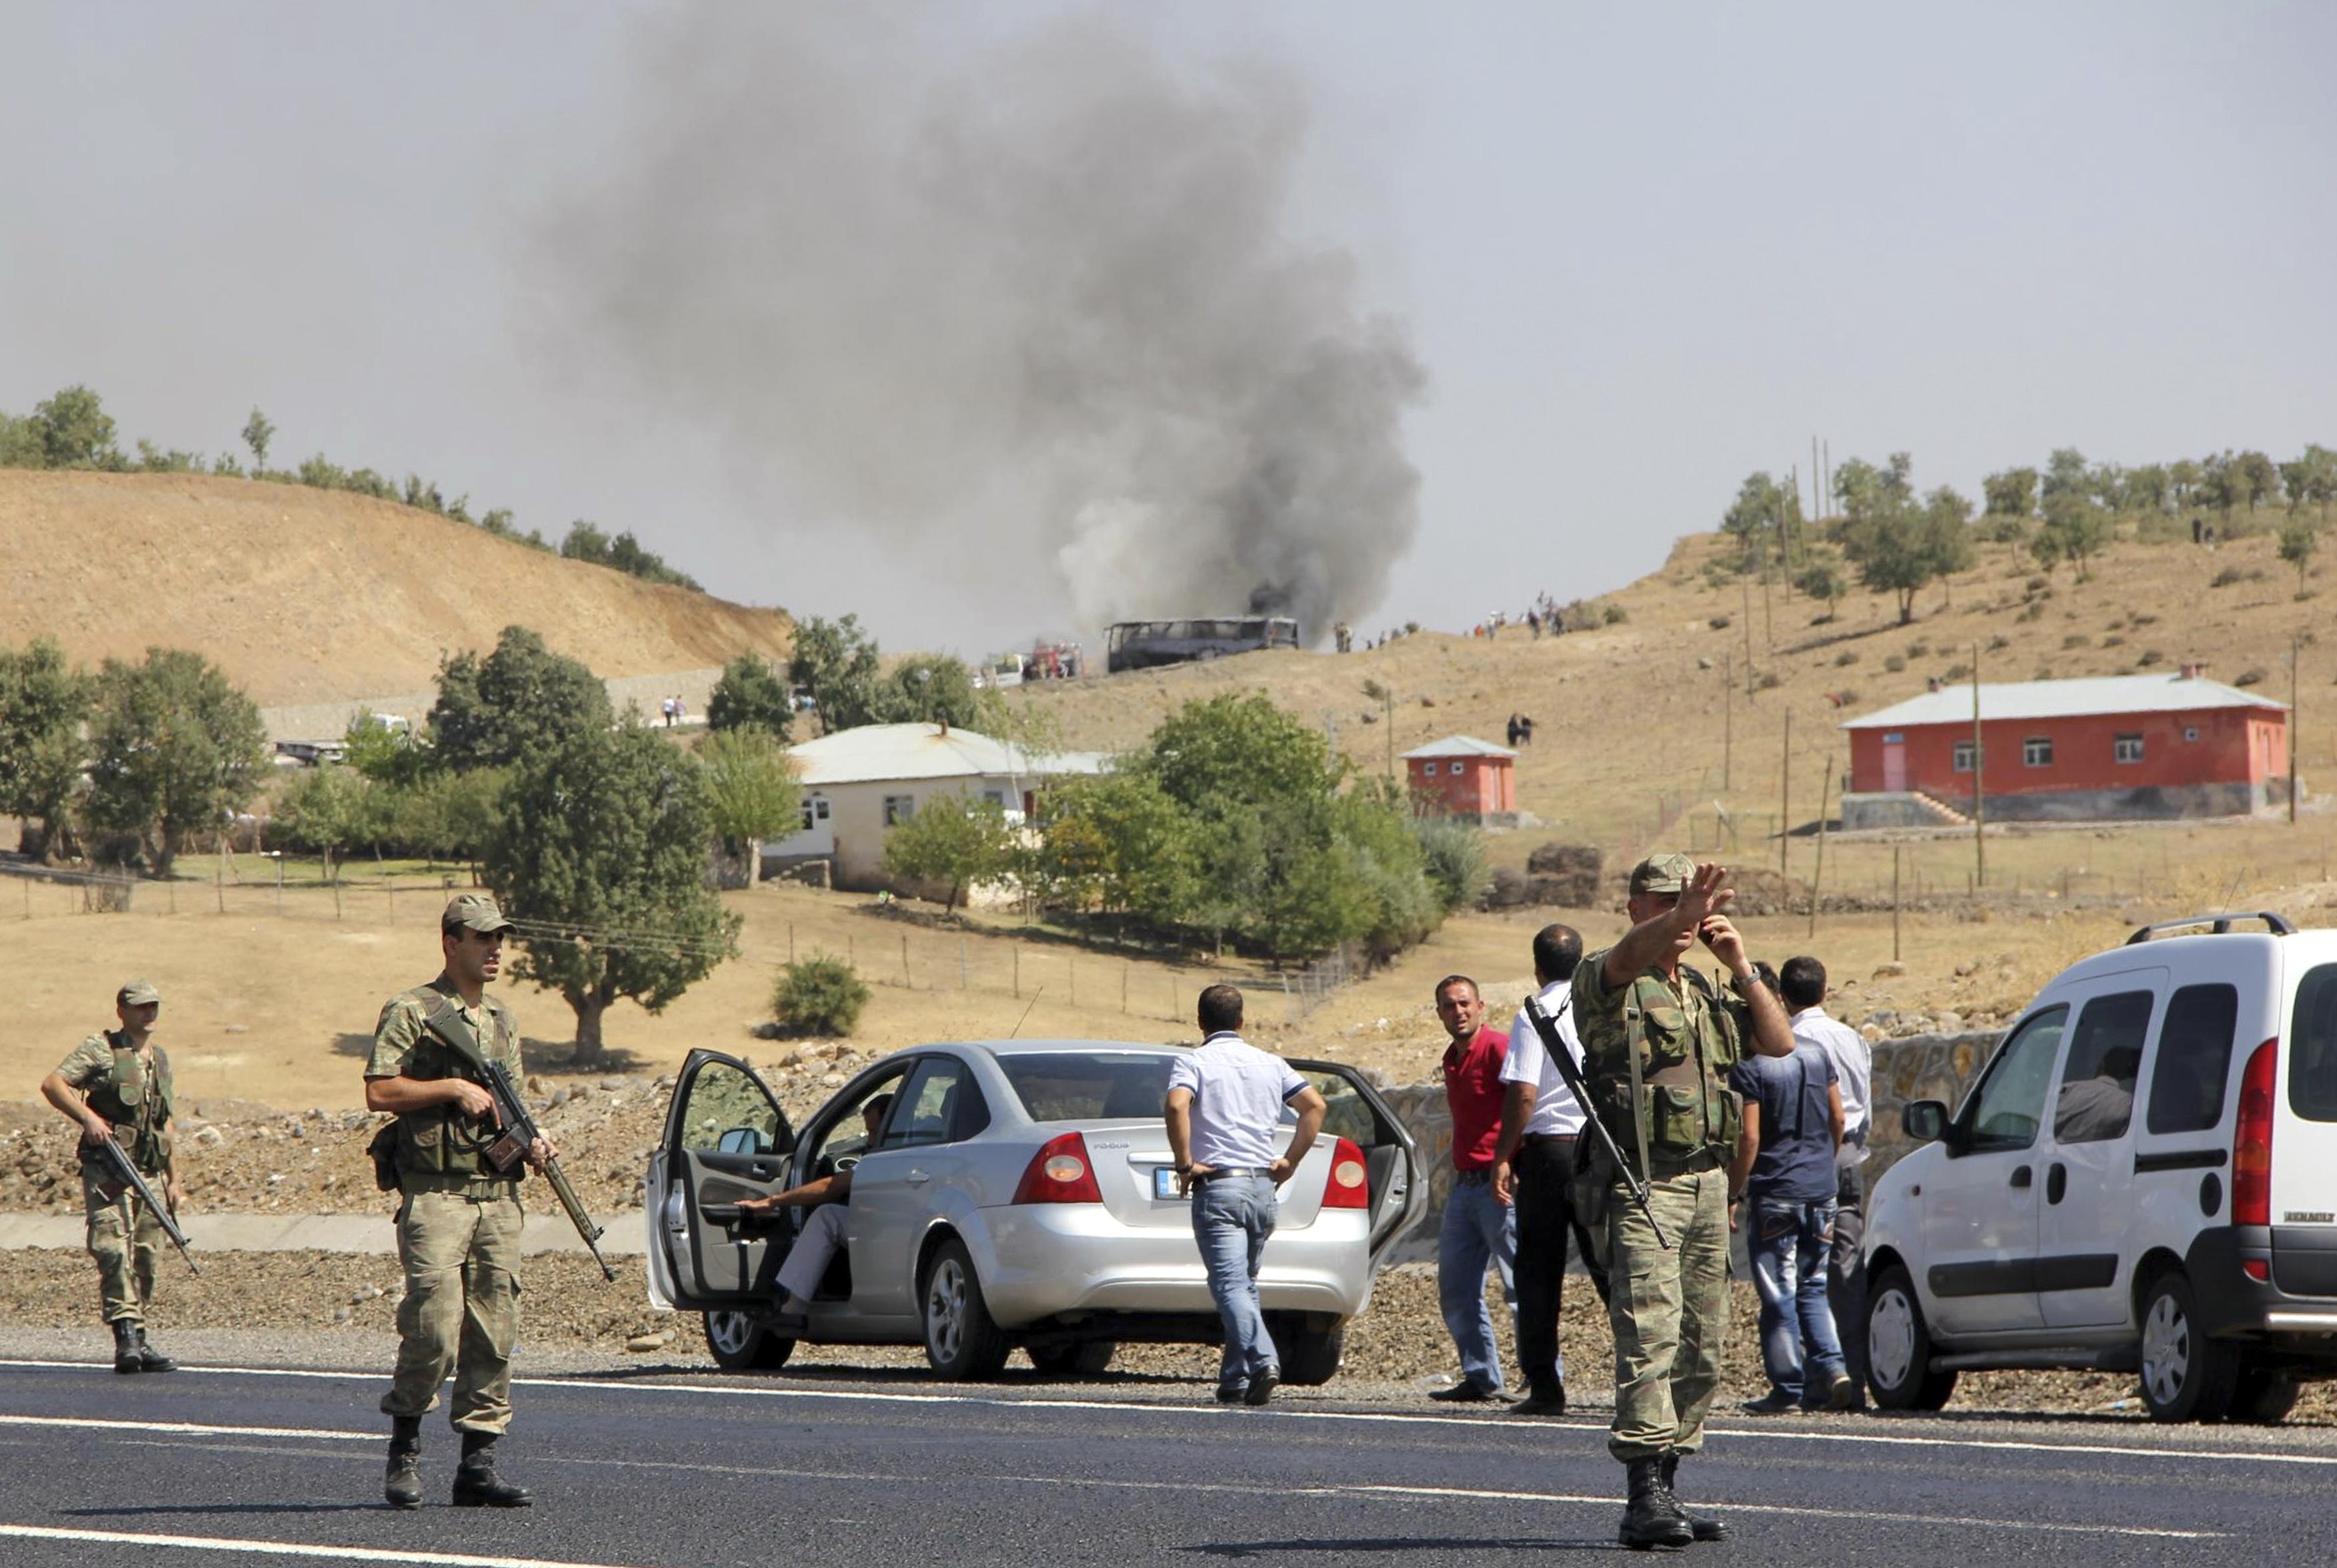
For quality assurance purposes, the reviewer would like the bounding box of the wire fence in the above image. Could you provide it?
[1,861,1317,1027]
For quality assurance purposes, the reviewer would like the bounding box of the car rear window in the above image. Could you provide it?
[2290,964,2337,1123]
[996,1052,1176,1122]
[2145,983,2238,1135]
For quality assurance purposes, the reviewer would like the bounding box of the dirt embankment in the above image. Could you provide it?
[0,470,792,706]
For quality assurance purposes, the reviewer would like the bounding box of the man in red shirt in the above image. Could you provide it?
[1432,975,1518,1402]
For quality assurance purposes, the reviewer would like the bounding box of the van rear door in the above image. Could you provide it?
[2275,962,2337,1297]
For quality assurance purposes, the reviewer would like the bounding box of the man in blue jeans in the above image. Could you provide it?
[1430,975,1517,1402]
[1166,984,1327,1406]
[1727,1011,1853,1414]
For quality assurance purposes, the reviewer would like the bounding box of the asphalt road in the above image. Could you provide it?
[0,1354,2327,1567]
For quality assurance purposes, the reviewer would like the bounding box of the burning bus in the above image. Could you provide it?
[1105,615,1301,673]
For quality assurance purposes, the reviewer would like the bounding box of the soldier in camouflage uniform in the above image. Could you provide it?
[365,894,553,1510]
[39,979,184,1374]
[1572,855,1797,1549]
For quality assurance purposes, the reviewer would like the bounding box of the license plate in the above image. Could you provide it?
[1152,1167,1181,1200]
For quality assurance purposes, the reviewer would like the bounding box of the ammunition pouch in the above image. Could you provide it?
[366,1122,401,1193]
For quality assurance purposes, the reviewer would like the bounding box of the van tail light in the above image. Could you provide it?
[1012,1131,1102,1205]
[2232,1039,2278,1227]
[1322,1137,1371,1210]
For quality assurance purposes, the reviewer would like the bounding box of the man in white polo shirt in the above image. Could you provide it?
[1492,923,1613,1416]
[1780,955,1872,1408]
[1166,984,1328,1407]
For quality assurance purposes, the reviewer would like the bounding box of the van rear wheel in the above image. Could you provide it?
[1866,1265,1956,1412]
[2137,1271,2240,1423]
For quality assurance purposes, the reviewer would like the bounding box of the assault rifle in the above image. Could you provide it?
[1521,993,1670,1250]
[86,1133,200,1276]
[475,1059,616,1282]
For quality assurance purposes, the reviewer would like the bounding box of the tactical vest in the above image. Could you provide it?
[1594,966,1743,1178]
[83,1034,174,1175]
[389,990,517,1189]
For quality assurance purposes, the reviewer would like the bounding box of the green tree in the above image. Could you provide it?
[2119,465,2171,514]
[343,712,431,787]
[1720,471,1797,576]
[1030,772,1201,932]
[2042,447,2090,507]
[1981,467,2039,517]
[1410,813,1488,914]
[874,654,990,730]
[2037,493,2111,579]
[83,647,269,876]
[2279,516,2316,597]
[787,615,885,733]
[0,412,43,468]
[1795,556,1846,619]
[427,625,611,772]
[28,385,119,469]
[881,792,1014,912]
[560,519,611,565]
[705,654,795,739]
[2234,450,2282,512]
[700,727,802,851]
[272,764,377,880]
[1834,479,1936,623]
[241,408,275,471]
[0,637,92,860]
[2168,458,2203,509]
[487,724,740,1065]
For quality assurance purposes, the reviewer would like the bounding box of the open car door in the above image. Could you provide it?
[647,1049,796,1312]
[1290,1059,1426,1264]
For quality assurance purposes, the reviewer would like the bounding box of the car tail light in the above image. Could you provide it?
[2233,1039,2277,1227]
[1012,1131,1102,1204]
[1321,1137,1370,1210]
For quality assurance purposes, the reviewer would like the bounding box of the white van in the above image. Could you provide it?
[1864,912,2337,1423]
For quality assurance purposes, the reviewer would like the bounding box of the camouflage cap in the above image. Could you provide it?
[1627,852,1697,896]
[441,892,515,935]
[117,979,162,1007]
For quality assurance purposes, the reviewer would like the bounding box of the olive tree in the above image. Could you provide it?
[83,647,269,875]
[487,723,740,1065]
[0,637,92,860]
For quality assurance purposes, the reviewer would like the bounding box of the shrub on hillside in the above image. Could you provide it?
[2211,566,2246,588]
[773,955,870,1037]
[2235,668,2268,688]
[2139,649,2164,666]
[1883,654,1906,673]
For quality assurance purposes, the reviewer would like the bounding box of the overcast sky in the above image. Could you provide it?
[5,1,2332,656]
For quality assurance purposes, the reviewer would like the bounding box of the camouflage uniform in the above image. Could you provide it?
[1572,935,1747,1465]
[53,1025,175,1326]
[369,972,527,1437]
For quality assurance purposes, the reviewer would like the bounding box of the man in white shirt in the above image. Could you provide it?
[1492,924,1613,1416]
[1780,955,1872,1408]
[1166,985,1327,1407]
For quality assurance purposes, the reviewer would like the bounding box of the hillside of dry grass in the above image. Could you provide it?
[0,469,793,704]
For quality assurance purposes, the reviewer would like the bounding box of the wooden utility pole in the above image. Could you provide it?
[1891,844,1903,963]
[1812,436,1822,521]
[1723,653,1734,792]
[1971,644,1987,888]
[1741,573,1755,689]
[1384,687,1396,781]
[1807,756,1836,938]
[1779,707,1793,874]
[2291,630,2301,824]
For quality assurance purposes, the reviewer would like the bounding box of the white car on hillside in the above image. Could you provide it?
[1864,912,2337,1423]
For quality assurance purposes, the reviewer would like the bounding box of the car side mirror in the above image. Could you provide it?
[1902,1099,1949,1145]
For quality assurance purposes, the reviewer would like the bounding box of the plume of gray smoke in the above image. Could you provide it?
[537,9,1423,643]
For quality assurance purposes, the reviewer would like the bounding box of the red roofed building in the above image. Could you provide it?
[1840,670,2289,827]
[1404,736,1518,822]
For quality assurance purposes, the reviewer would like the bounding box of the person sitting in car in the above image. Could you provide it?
[734,1093,892,1313]
[2053,1045,2139,1143]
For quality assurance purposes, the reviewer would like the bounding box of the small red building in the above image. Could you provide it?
[1404,736,1518,820]
[1841,670,2288,825]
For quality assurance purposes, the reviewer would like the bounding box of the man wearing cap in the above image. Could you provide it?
[1572,856,1797,1549]
[40,980,184,1374]
[365,894,554,1510]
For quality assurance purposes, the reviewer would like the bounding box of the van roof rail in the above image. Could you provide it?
[2124,912,2299,945]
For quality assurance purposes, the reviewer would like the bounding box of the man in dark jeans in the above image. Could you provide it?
[1727,1013,1852,1414]
[1492,924,1611,1416]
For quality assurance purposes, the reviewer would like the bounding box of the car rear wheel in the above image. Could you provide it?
[1028,1341,1116,1376]
[2137,1270,2240,1423]
[1866,1265,1956,1412]
[703,1310,795,1372]
[1271,1320,1344,1386]
[921,1239,1010,1380]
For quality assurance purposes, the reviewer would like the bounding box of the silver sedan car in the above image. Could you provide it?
[644,1040,1423,1381]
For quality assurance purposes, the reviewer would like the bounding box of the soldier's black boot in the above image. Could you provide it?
[132,1326,178,1374]
[451,1432,533,1509]
[384,1418,423,1510]
[1619,1457,1695,1551]
[111,1320,143,1374]
[1659,1454,1729,1543]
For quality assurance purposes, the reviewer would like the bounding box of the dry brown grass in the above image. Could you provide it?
[0,470,793,705]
